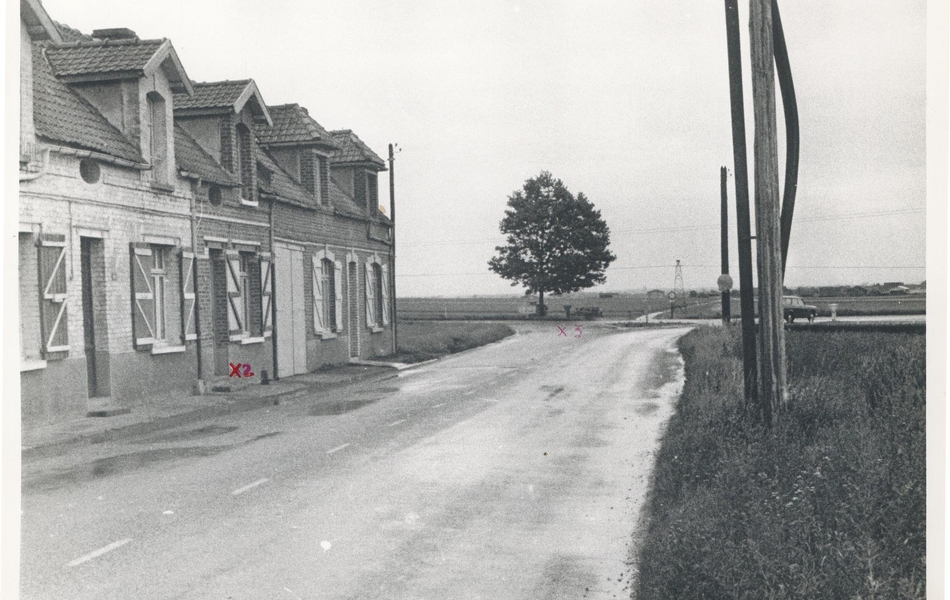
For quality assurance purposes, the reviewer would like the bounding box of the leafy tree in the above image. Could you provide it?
[488,172,615,315]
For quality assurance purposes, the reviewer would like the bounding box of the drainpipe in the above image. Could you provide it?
[269,197,279,380]
[189,178,204,387]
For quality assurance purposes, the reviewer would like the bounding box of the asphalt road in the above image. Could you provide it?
[21,323,691,600]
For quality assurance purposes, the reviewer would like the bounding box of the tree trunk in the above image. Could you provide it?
[537,290,547,316]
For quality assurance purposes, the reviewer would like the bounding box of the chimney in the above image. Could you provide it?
[92,28,138,40]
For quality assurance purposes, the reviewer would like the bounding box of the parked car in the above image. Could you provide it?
[782,296,818,323]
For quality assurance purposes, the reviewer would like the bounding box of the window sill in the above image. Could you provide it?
[20,359,47,372]
[239,198,259,208]
[370,327,384,334]
[151,344,186,355]
[318,332,338,340]
[240,336,266,345]
[149,182,176,194]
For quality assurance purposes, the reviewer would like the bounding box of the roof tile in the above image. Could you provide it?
[32,44,144,163]
[329,130,386,168]
[45,38,166,77]
[173,80,251,110]
[174,125,239,187]
[256,104,338,148]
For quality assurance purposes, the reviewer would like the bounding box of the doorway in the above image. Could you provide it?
[274,244,307,377]
[210,250,231,376]
[348,261,360,358]
[80,237,110,397]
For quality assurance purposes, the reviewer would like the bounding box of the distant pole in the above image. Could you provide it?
[749,0,788,423]
[720,166,731,324]
[724,0,758,407]
[388,143,398,356]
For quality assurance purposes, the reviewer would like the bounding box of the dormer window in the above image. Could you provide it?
[236,124,254,202]
[145,92,168,184]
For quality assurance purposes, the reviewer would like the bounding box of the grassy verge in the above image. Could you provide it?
[634,326,925,599]
[392,320,515,363]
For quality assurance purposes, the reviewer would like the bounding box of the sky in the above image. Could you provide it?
[39,0,929,296]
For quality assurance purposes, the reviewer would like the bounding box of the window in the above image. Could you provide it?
[236,124,253,202]
[322,258,335,332]
[208,185,222,206]
[146,92,167,184]
[131,243,183,350]
[364,257,391,330]
[151,246,166,340]
[79,158,100,184]
[313,251,343,336]
[240,254,251,336]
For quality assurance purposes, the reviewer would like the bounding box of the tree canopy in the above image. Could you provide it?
[488,172,615,313]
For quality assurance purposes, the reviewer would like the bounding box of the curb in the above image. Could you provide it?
[22,368,398,460]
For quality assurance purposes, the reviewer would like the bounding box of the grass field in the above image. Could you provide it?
[399,294,697,320]
[677,295,926,319]
[400,294,924,321]
[633,326,925,599]
[392,321,515,363]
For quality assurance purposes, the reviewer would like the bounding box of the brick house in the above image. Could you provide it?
[257,106,394,376]
[19,0,395,427]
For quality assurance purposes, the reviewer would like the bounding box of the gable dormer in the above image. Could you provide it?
[43,32,193,187]
[256,103,339,207]
[329,129,387,219]
[174,80,272,205]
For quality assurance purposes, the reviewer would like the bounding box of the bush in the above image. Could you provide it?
[634,327,925,600]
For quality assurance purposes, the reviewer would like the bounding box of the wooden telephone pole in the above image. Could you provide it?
[388,144,398,356]
[749,0,787,422]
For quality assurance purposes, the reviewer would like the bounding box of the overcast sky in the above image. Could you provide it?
[41,0,928,296]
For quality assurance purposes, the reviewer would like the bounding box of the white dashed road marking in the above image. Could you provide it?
[433,403,446,408]
[232,478,269,496]
[326,443,351,455]
[67,538,132,567]
[387,419,406,427]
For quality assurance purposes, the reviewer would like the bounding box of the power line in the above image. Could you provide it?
[396,264,926,278]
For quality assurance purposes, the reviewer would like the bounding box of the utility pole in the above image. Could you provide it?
[724,0,757,407]
[720,166,731,323]
[749,0,787,423]
[673,260,686,308]
[388,144,398,356]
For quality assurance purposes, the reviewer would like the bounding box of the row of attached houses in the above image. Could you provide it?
[19,0,394,427]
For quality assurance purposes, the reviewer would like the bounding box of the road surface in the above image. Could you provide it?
[21,323,691,600]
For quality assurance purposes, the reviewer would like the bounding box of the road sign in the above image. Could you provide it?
[667,291,676,300]
[717,274,734,292]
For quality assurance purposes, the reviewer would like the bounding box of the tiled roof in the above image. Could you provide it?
[256,104,339,148]
[45,38,166,77]
[174,125,239,187]
[328,179,365,218]
[329,130,386,168]
[174,80,252,110]
[32,44,144,164]
[255,143,315,208]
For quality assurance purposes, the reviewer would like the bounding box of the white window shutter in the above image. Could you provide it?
[180,249,197,341]
[39,235,70,355]
[364,260,376,328]
[334,260,344,332]
[261,257,272,338]
[312,255,325,333]
[130,243,155,347]
[381,263,391,325]
[225,253,244,337]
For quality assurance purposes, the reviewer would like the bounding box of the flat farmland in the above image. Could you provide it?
[398,294,706,320]
[678,294,927,319]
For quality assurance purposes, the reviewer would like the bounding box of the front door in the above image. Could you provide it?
[80,237,110,397]
[210,250,231,376]
[80,238,98,397]
[275,244,307,377]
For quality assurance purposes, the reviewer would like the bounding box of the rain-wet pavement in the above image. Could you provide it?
[21,322,692,600]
